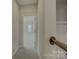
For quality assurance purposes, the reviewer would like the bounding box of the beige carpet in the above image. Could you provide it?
[13,47,40,59]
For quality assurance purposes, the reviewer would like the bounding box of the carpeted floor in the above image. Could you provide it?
[13,47,40,59]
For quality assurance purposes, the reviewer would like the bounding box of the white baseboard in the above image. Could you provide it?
[12,47,18,57]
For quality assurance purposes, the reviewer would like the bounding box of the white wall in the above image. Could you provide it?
[20,5,37,16]
[12,0,19,56]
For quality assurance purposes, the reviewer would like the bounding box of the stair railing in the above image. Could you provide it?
[49,36,67,52]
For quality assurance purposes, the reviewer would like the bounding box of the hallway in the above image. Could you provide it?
[13,47,39,59]
[12,0,67,59]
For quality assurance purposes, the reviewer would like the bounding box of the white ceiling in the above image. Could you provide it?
[17,0,37,6]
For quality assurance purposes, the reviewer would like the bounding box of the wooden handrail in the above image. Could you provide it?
[49,36,67,52]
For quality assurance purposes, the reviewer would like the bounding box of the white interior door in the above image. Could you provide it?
[23,16,39,59]
[23,16,34,50]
